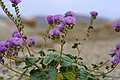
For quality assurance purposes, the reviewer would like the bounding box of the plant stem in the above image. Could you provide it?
[90,60,109,72]
[0,62,29,76]
[60,42,64,63]
[10,58,12,68]
[94,63,119,76]
[105,63,119,74]
[60,31,68,63]
[67,33,81,62]
[34,63,43,71]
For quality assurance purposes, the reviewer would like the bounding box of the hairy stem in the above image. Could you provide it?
[60,42,64,63]
[60,31,68,63]
[105,63,119,74]
[90,60,109,72]
[94,63,119,77]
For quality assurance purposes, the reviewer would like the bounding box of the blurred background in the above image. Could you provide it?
[0,0,120,79]
[0,0,120,47]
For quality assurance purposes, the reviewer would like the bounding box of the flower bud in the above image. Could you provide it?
[90,11,98,18]
[10,0,21,4]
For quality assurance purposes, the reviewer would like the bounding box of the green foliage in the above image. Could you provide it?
[23,57,40,69]
[43,51,60,66]
[43,51,77,67]
[15,56,40,69]
[61,54,76,67]
[64,72,76,80]
[30,67,57,80]
[44,67,57,80]
[79,68,99,80]
[30,69,44,80]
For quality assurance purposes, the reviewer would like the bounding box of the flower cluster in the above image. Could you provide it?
[46,11,76,39]
[109,43,120,63]
[0,30,23,56]
[0,30,36,57]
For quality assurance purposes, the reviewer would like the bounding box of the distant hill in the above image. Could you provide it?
[33,14,109,28]
[0,14,110,28]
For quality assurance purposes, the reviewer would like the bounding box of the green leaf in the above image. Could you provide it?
[64,54,75,59]
[64,72,76,80]
[30,69,45,80]
[61,54,76,67]
[79,68,99,80]
[30,67,57,80]
[43,51,60,65]
[44,67,57,80]
[23,57,40,69]
[43,51,76,67]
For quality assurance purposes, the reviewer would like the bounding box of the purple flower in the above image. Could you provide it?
[49,28,60,35]
[116,43,120,50]
[109,50,120,63]
[46,15,54,22]
[4,40,12,48]
[46,14,63,23]
[9,0,21,4]
[63,16,76,25]
[12,30,21,38]
[53,14,63,21]
[116,50,120,57]
[109,56,120,63]
[0,41,8,53]
[113,22,120,28]
[11,37,23,46]
[65,11,75,17]
[56,24,65,29]
[110,49,115,53]
[90,11,98,17]
[53,28,61,35]
[49,29,54,35]
[28,37,36,45]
